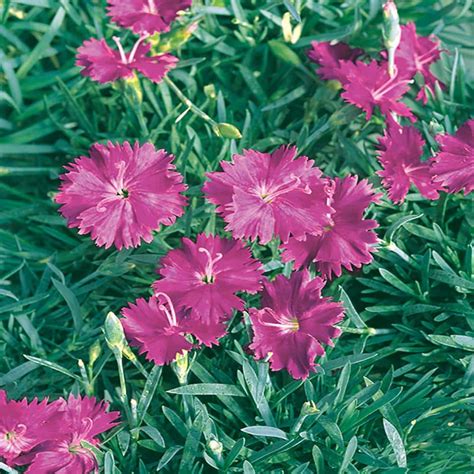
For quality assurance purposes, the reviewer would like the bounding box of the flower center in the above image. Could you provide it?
[257,175,309,203]
[261,309,300,333]
[198,247,223,285]
[117,188,129,198]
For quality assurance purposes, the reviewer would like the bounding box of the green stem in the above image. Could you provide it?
[164,76,217,127]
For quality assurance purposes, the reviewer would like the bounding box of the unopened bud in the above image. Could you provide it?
[301,401,319,415]
[213,122,242,139]
[208,439,223,455]
[282,12,302,44]
[383,1,401,78]
[156,23,198,52]
[172,350,189,385]
[89,341,102,367]
[268,40,302,67]
[104,312,126,353]
[383,1,401,49]
[124,74,143,104]
[204,84,217,100]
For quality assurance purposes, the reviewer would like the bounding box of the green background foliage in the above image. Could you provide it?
[0,0,473,472]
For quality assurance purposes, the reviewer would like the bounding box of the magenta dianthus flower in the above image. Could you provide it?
[121,294,198,364]
[377,124,441,203]
[396,22,444,103]
[249,270,344,380]
[76,37,177,84]
[23,395,119,474]
[281,176,380,279]
[0,391,62,465]
[107,0,192,34]
[432,119,474,195]
[340,60,415,122]
[204,145,334,244]
[152,234,263,327]
[56,141,187,250]
[307,41,363,83]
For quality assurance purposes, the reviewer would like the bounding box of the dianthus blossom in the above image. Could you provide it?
[377,124,441,203]
[76,37,177,84]
[121,294,197,364]
[0,391,62,465]
[432,119,474,195]
[281,176,380,279]
[395,22,444,103]
[22,395,119,474]
[56,141,187,250]
[340,59,415,122]
[203,145,334,244]
[307,41,363,83]
[152,234,263,329]
[107,0,192,34]
[249,270,344,380]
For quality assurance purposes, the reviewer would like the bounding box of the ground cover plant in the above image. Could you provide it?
[0,0,473,472]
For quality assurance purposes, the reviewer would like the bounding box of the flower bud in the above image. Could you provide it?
[301,401,319,416]
[268,40,302,67]
[123,74,143,104]
[208,439,223,456]
[282,12,302,44]
[104,312,126,354]
[172,350,189,385]
[383,1,401,49]
[383,1,401,77]
[213,122,242,139]
[156,23,198,52]
[89,341,102,367]
[204,84,217,100]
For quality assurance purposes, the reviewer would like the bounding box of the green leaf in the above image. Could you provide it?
[168,383,245,397]
[241,426,288,440]
[339,436,357,474]
[383,419,407,468]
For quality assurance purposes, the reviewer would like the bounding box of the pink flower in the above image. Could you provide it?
[56,141,187,250]
[340,60,415,122]
[432,119,474,195]
[307,41,363,82]
[249,270,344,380]
[121,294,195,364]
[76,37,177,84]
[396,23,444,103]
[203,145,334,244]
[152,234,263,327]
[377,124,441,203]
[0,391,62,465]
[23,395,119,474]
[107,0,192,34]
[281,176,380,279]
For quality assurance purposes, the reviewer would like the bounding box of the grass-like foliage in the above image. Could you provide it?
[0,0,473,473]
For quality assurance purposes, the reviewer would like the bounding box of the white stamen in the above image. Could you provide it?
[112,36,127,64]
[155,292,178,326]
[198,247,223,283]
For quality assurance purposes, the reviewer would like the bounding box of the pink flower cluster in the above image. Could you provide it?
[309,24,474,201]
[0,391,119,473]
[76,1,193,84]
[56,142,384,379]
